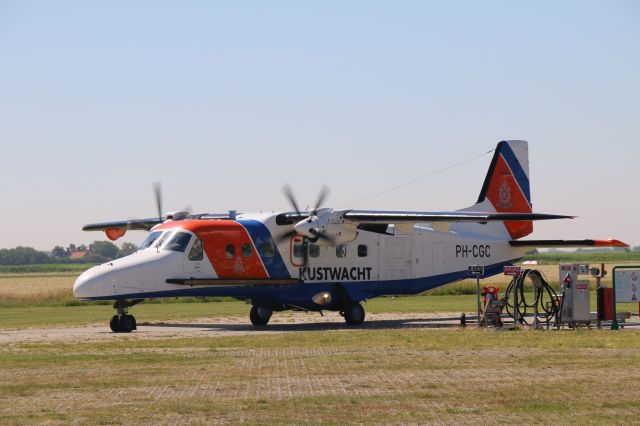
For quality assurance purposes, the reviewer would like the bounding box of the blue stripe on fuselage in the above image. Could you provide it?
[86,259,518,311]
[499,142,531,204]
[238,219,291,279]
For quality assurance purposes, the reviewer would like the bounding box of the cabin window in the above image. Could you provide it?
[293,241,308,258]
[164,232,192,252]
[225,244,235,259]
[336,245,347,258]
[241,243,253,257]
[140,231,162,250]
[309,243,320,258]
[290,237,308,267]
[261,242,275,258]
[358,244,368,257]
[188,238,203,261]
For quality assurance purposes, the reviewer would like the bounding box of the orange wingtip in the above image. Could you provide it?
[592,239,629,248]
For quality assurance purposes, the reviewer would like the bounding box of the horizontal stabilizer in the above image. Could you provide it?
[510,239,629,248]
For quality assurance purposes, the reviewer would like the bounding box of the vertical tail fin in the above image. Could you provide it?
[457,140,533,239]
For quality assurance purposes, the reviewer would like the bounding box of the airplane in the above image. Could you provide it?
[73,140,627,332]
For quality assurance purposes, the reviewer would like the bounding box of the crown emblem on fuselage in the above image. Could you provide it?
[497,176,512,209]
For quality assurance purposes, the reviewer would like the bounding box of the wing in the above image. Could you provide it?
[82,218,162,232]
[510,239,629,248]
[341,210,574,223]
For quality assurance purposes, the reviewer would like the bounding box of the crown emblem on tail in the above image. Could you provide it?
[497,176,512,209]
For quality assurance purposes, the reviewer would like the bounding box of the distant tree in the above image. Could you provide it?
[117,242,138,258]
[51,246,67,258]
[89,241,119,260]
[0,246,51,265]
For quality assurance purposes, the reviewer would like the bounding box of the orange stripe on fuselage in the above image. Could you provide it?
[486,154,533,239]
[155,220,268,279]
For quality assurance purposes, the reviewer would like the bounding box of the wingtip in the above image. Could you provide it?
[593,239,629,248]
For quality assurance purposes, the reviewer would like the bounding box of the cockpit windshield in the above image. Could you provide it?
[139,231,163,250]
[162,232,193,252]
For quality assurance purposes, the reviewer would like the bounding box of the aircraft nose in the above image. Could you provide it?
[73,268,109,299]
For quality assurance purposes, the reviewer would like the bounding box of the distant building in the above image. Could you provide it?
[68,250,89,260]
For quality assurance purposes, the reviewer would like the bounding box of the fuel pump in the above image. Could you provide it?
[558,264,591,326]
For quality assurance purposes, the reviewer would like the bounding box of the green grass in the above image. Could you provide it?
[524,251,640,263]
[0,264,95,273]
[1,329,640,424]
[0,296,477,329]
[0,299,250,329]
[2,293,637,330]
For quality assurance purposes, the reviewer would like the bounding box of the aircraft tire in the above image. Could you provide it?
[343,303,365,325]
[119,315,137,333]
[109,315,121,332]
[250,306,272,326]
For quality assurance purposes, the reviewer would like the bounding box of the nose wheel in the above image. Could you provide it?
[110,314,137,333]
[110,299,143,333]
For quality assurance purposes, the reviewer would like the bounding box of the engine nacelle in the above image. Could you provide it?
[293,210,358,246]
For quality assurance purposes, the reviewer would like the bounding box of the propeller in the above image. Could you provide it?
[153,182,163,222]
[277,184,335,245]
[282,184,302,217]
[153,182,193,222]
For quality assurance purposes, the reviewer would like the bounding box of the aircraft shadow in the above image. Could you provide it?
[141,316,466,333]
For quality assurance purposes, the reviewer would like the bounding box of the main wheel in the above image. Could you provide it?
[343,302,365,325]
[119,314,137,333]
[110,315,121,332]
[250,306,273,326]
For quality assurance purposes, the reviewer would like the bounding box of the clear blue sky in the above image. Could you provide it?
[1,1,639,250]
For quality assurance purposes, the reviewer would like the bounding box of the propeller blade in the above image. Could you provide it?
[314,185,330,211]
[153,182,163,222]
[282,184,302,216]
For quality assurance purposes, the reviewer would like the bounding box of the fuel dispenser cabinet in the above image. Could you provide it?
[597,287,614,321]
[559,264,591,325]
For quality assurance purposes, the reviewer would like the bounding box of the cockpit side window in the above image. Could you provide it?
[140,231,163,250]
[163,232,193,252]
[188,238,204,261]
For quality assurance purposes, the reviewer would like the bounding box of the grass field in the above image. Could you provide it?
[1,329,639,424]
[1,265,640,424]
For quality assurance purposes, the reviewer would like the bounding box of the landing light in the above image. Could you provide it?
[312,292,332,306]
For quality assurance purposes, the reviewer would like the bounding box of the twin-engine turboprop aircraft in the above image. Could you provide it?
[73,141,627,332]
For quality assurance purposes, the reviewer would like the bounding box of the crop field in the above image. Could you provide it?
[1,264,639,424]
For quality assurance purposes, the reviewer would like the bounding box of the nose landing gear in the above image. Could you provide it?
[110,299,143,333]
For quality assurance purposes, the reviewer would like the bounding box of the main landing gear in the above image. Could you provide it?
[110,299,143,333]
[247,301,365,327]
[341,302,365,326]
[250,306,273,326]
